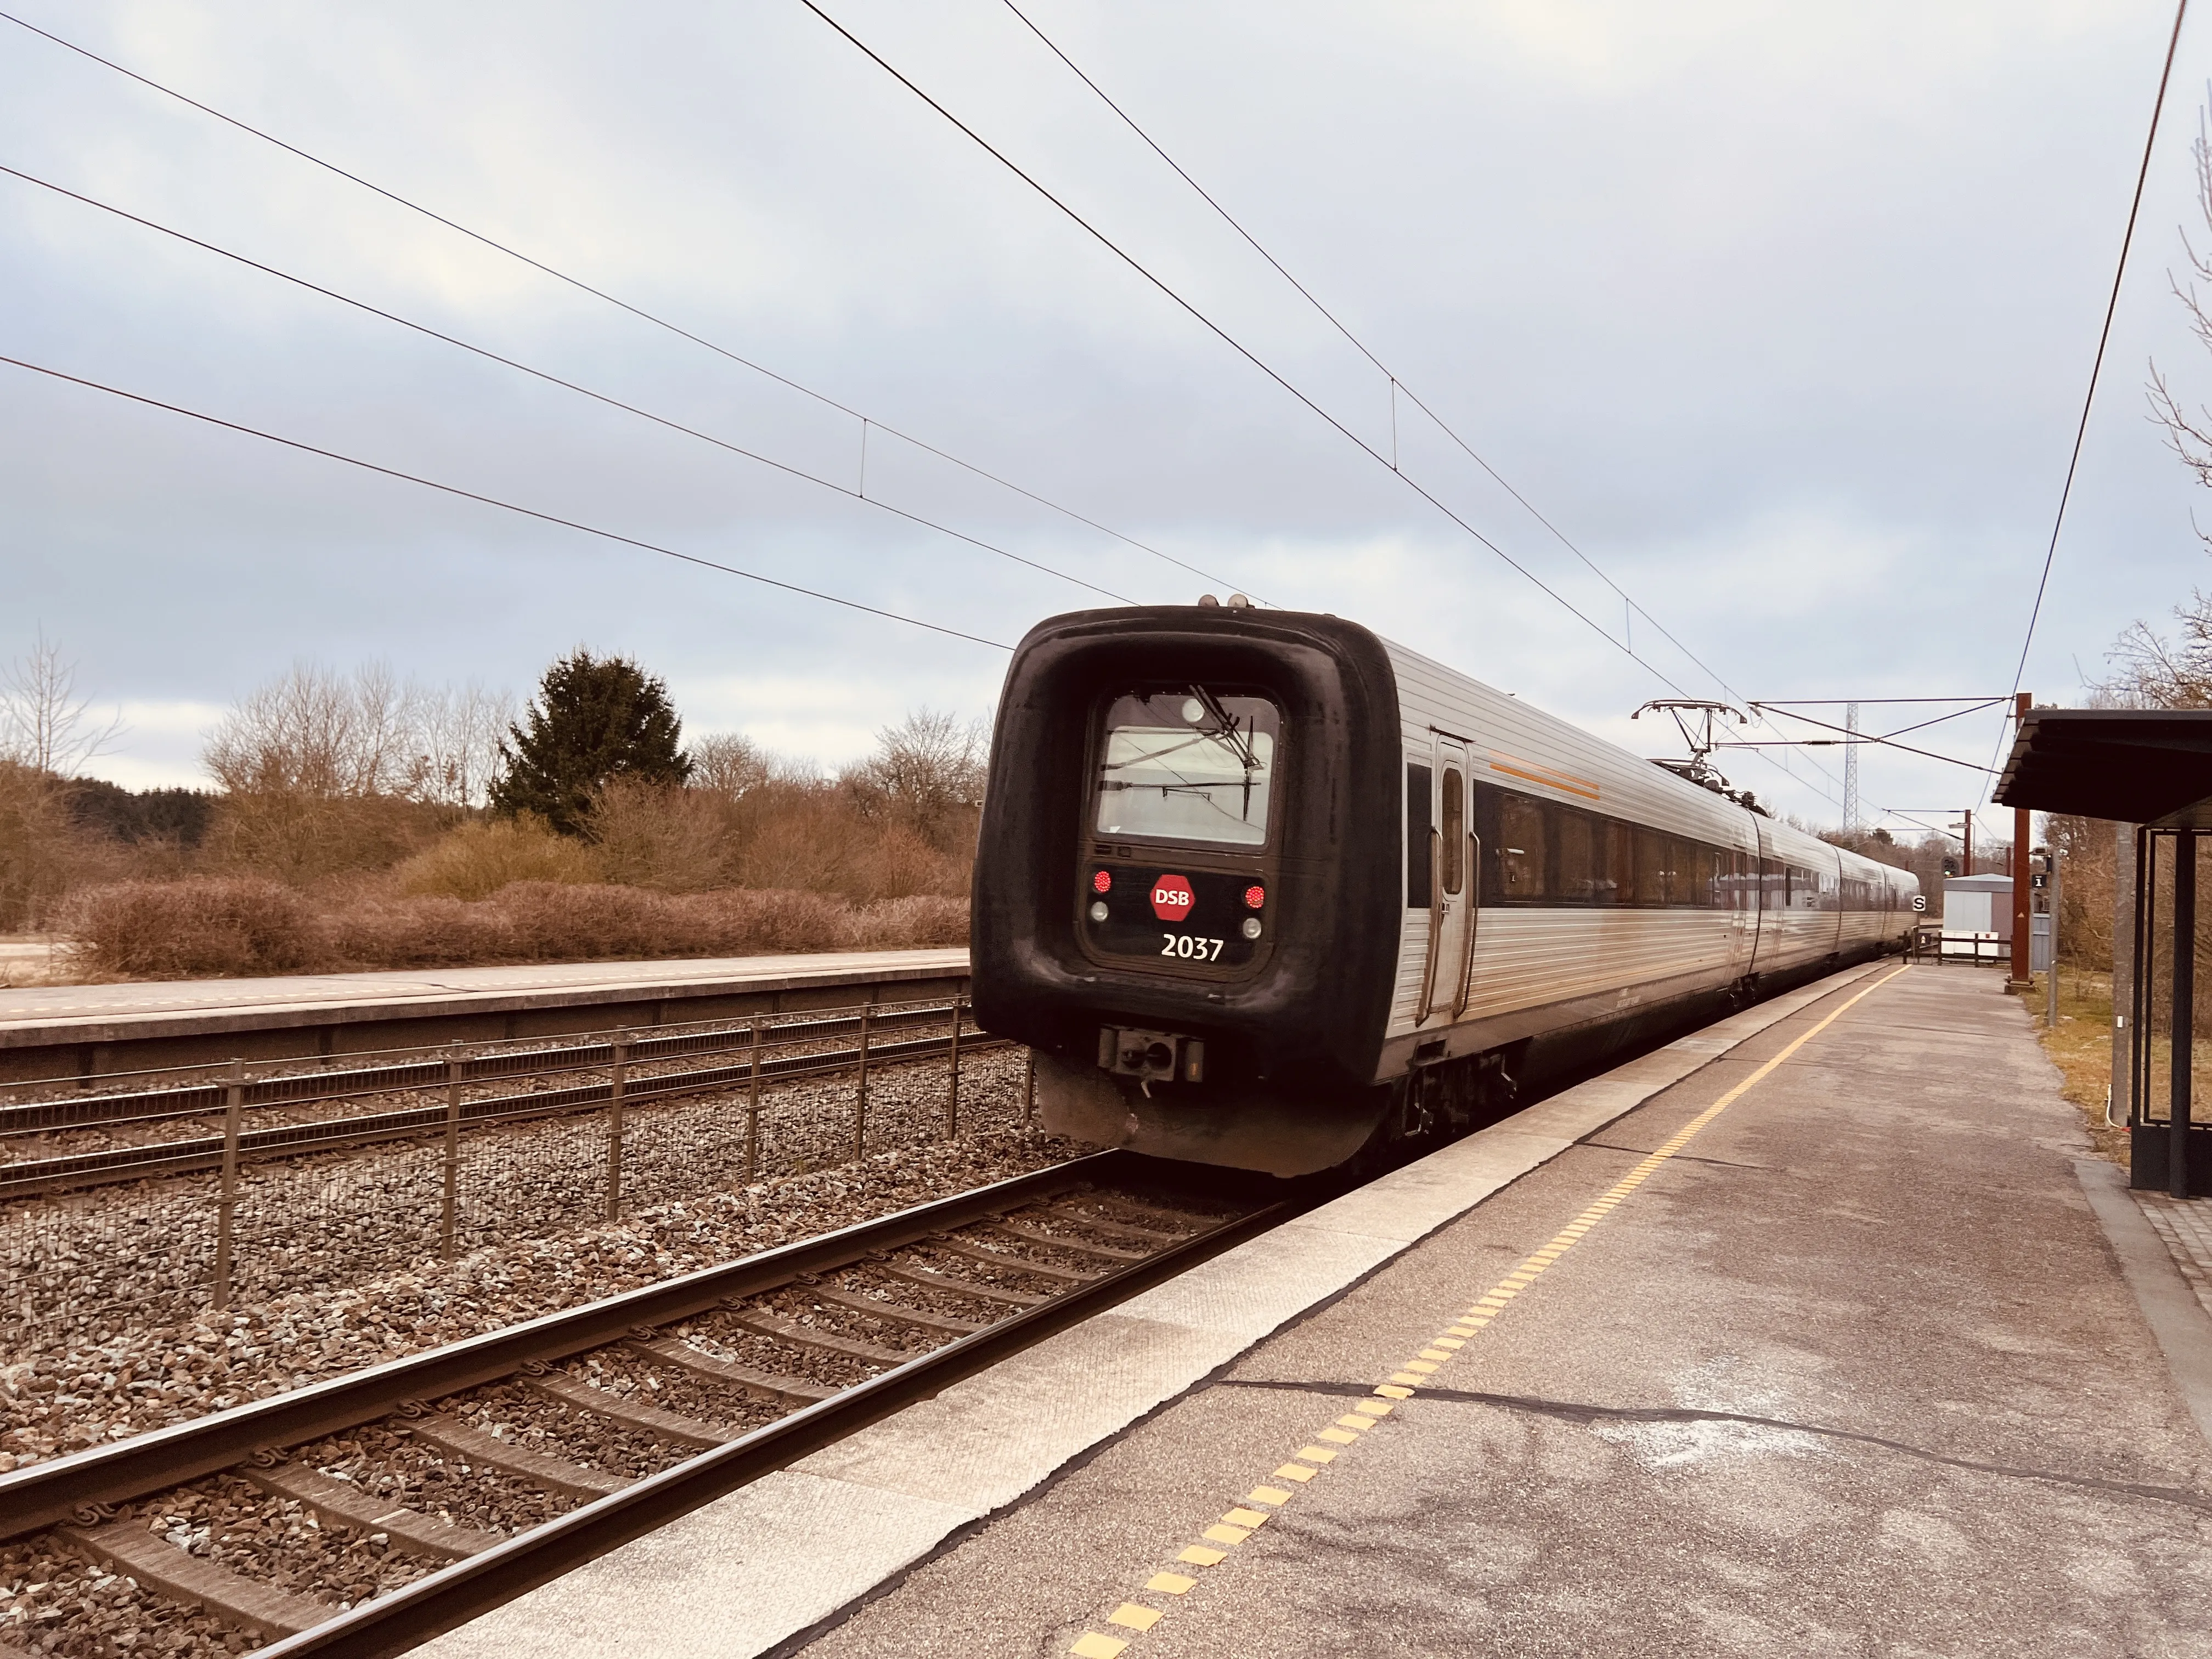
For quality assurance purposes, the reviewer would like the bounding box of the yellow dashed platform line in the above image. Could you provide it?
[1062,964,1909,1658]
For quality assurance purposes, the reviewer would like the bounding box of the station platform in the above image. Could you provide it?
[0,949,968,1081]
[420,963,2212,1658]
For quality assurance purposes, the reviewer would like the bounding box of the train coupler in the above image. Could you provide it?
[1097,1025,1205,1085]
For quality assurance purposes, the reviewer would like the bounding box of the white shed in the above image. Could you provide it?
[1942,873,2013,942]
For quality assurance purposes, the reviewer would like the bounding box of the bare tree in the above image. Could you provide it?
[2098,607,2212,707]
[690,732,771,799]
[1,630,122,776]
[408,681,517,808]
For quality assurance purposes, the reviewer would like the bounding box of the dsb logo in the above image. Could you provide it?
[1150,874,1195,921]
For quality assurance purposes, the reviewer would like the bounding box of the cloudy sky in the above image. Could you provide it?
[3,0,2207,833]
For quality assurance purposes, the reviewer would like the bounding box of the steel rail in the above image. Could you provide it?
[261,1176,1295,1659]
[0,1032,1009,1200]
[0,1150,1156,1537]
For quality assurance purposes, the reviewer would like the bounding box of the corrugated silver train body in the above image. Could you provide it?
[1379,637,1915,1081]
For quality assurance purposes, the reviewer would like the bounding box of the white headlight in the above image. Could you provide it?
[1089,900,1110,922]
[1241,917,1263,940]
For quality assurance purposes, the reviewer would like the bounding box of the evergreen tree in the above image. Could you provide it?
[491,651,690,834]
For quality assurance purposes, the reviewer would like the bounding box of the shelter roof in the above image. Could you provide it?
[1993,708,2212,827]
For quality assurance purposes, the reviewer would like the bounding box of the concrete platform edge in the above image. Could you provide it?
[417,962,1886,1659]
[0,951,970,1051]
[2075,1157,2212,1447]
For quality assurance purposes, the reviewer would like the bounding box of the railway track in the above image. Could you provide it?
[2,1001,1000,1200]
[0,1150,1295,1658]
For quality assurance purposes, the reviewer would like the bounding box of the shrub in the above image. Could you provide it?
[585,779,733,893]
[0,761,127,931]
[200,791,446,887]
[394,816,600,900]
[65,878,321,978]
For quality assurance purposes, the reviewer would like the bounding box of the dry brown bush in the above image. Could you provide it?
[586,778,735,892]
[394,816,600,900]
[0,761,128,930]
[64,878,321,979]
[64,876,967,978]
[200,791,448,887]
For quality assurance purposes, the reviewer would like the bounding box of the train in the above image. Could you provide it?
[970,603,1920,1175]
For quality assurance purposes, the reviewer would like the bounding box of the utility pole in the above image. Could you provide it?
[1842,702,1861,836]
[2009,691,2034,990]
[1962,809,1973,878]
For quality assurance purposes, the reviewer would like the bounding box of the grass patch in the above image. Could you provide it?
[2013,969,2128,1165]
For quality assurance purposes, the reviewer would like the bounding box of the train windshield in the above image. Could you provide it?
[1094,690,1280,847]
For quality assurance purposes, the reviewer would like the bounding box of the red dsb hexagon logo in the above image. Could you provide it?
[1150,874,1195,921]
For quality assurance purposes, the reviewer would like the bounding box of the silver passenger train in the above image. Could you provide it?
[971,605,1918,1175]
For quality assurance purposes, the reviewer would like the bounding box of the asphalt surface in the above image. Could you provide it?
[796,967,2212,1658]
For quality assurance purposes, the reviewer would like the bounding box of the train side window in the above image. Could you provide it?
[1405,762,1432,909]
[1558,809,1618,905]
[1497,791,1547,901]
[1440,768,1465,895]
[1632,827,1668,907]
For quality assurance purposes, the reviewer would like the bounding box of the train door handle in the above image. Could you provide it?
[1451,831,1479,1019]
[1415,826,1443,1022]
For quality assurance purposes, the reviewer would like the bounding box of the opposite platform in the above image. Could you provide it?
[417,963,1891,1659]
[0,949,969,1080]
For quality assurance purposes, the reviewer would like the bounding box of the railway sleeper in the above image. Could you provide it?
[930,1236,1099,1283]
[805,1284,989,1335]
[520,1367,733,1449]
[1072,1192,1224,1232]
[873,1259,1049,1306]
[57,1517,330,1639]
[731,1309,916,1367]
[985,1220,1148,1262]
[1039,1203,1190,1244]
[241,1458,503,1561]
[623,1334,834,1407]
[402,1413,624,1502]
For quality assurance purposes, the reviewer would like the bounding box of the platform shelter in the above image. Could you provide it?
[1995,708,2212,1197]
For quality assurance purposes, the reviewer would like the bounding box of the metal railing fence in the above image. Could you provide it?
[0,997,1039,1349]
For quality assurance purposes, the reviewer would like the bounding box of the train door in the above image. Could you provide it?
[1749,817,1782,977]
[1416,736,1476,1022]
[1727,842,1760,971]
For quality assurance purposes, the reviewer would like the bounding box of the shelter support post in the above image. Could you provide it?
[2175,829,2197,1202]
[2010,696,2034,988]
[2113,822,2136,1126]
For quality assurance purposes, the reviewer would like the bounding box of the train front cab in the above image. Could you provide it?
[970,606,1407,1175]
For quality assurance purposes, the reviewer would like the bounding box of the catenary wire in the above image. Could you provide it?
[0,160,1133,605]
[1754,697,2007,744]
[1718,741,1996,775]
[14,1,1813,800]
[1743,705,2004,771]
[1990,0,2190,785]
[994,0,1834,785]
[795,5,1691,689]
[804,0,1846,807]
[0,354,1011,651]
[0,7,1260,603]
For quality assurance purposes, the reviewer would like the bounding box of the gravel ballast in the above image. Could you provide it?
[3,1049,1081,1472]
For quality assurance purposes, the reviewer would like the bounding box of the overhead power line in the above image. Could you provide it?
[0,7,1259,604]
[804,0,1844,806]
[795,2,1690,689]
[0,160,1132,605]
[1993,0,2190,781]
[994,0,1852,807]
[0,353,1011,651]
